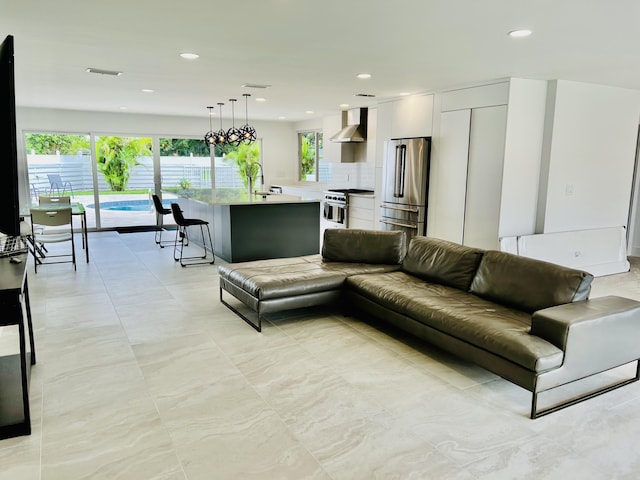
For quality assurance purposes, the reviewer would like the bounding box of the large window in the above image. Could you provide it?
[25,132,263,229]
[299,131,323,182]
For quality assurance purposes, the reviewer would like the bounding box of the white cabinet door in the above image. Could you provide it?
[462,105,508,250]
[429,109,471,243]
[348,195,375,229]
[391,95,434,139]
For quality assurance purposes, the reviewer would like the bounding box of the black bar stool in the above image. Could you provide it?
[170,203,215,266]
[151,194,174,247]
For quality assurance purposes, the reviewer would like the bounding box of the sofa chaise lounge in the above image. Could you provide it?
[218,228,640,418]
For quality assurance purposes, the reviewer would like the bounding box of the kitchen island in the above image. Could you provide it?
[174,189,320,263]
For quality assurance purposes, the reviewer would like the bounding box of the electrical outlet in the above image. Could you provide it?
[565,184,574,196]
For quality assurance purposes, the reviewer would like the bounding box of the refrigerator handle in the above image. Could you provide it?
[393,145,401,197]
[399,144,406,198]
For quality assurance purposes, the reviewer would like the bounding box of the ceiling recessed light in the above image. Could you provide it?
[119,106,128,110]
[255,97,267,102]
[141,89,154,93]
[508,29,532,38]
[278,116,287,120]
[356,73,372,79]
[399,92,410,96]
[179,52,199,60]
[339,103,350,108]
[306,110,314,115]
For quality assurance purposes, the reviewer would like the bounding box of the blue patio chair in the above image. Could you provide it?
[48,174,74,198]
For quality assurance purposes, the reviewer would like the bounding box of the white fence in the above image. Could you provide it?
[27,154,246,196]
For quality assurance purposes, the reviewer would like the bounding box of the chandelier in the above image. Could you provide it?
[226,99,242,147]
[203,106,216,147]
[214,102,227,145]
[204,96,258,147]
[240,93,257,144]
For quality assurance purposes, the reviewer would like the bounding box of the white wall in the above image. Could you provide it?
[15,107,298,206]
[539,80,640,233]
[498,78,547,238]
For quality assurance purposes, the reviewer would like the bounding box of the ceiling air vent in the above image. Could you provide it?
[86,68,123,76]
[241,83,271,89]
[355,93,376,97]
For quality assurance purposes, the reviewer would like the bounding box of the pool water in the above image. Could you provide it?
[87,199,172,212]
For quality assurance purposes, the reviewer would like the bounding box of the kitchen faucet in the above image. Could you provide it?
[245,161,265,196]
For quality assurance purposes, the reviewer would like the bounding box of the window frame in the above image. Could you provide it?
[298,130,323,182]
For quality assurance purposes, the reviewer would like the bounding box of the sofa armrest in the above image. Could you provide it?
[531,296,640,378]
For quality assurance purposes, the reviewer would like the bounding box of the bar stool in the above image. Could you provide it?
[170,203,215,266]
[151,194,173,247]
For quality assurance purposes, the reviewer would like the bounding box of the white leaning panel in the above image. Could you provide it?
[509,227,630,277]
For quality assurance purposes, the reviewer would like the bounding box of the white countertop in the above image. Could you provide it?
[180,189,320,206]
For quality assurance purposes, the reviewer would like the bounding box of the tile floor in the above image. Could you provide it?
[1,231,640,479]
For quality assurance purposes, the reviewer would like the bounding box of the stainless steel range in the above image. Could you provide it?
[322,189,374,229]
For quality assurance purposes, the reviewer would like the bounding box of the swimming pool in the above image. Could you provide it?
[87,199,172,212]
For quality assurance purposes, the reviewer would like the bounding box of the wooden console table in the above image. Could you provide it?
[0,253,36,439]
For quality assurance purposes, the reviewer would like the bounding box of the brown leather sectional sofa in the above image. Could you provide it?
[219,228,640,418]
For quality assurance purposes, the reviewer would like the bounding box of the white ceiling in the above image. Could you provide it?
[2,0,640,122]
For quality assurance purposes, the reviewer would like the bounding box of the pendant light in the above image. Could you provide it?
[204,106,216,147]
[214,102,227,145]
[226,98,242,147]
[240,93,257,144]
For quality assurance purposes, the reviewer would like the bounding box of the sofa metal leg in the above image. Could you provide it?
[531,360,640,419]
[219,287,262,332]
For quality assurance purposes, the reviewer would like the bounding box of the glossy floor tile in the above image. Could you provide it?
[0,232,639,479]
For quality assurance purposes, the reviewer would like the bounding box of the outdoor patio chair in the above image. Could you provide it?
[48,174,74,198]
[39,196,71,205]
[170,203,214,267]
[30,207,76,273]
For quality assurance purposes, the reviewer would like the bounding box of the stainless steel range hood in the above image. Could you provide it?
[330,108,368,143]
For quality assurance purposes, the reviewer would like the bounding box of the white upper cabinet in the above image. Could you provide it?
[391,94,434,139]
[428,79,547,249]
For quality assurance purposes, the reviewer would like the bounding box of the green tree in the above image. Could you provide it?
[25,133,90,155]
[95,136,151,191]
[300,134,316,179]
[159,138,210,157]
[159,138,235,158]
[224,143,262,188]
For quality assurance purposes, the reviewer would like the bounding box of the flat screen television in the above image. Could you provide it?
[0,34,20,237]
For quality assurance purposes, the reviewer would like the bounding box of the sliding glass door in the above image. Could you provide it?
[94,135,155,229]
[24,132,97,228]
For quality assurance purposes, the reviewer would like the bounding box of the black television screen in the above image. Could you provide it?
[0,34,20,237]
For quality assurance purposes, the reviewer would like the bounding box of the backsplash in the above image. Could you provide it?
[327,162,375,189]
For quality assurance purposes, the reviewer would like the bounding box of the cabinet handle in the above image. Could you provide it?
[379,219,418,229]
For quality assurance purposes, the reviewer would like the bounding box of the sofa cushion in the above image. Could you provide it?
[322,228,406,264]
[219,262,346,300]
[402,236,484,291]
[345,271,564,372]
[469,251,594,313]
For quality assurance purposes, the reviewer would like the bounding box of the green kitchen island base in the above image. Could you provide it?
[175,194,320,263]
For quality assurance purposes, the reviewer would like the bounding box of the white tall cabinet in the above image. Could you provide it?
[428,79,547,250]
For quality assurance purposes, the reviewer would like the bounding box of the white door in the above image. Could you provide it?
[430,109,471,243]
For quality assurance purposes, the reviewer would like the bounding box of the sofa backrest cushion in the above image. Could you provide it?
[402,236,484,291]
[469,250,594,313]
[322,228,406,264]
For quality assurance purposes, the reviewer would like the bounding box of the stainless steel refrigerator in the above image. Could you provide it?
[380,137,431,240]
